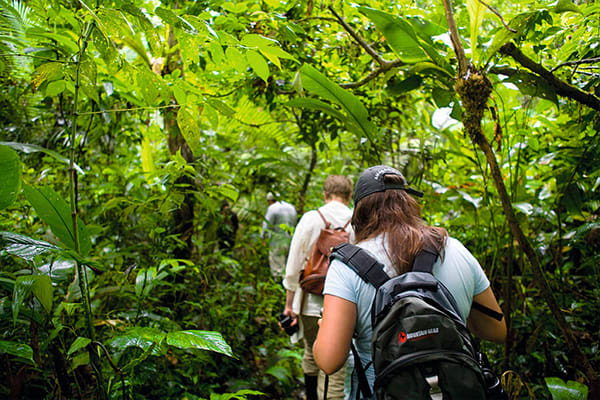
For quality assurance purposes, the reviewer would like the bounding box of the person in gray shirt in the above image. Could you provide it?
[261,192,297,278]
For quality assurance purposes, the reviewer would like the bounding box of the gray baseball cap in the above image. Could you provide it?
[353,165,423,206]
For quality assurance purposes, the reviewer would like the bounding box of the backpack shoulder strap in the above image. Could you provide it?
[316,209,331,228]
[330,243,390,289]
[411,247,439,274]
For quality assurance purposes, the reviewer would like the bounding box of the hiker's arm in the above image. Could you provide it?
[282,289,297,325]
[282,212,314,292]
[467,286,507,343]
[314,294,356,375]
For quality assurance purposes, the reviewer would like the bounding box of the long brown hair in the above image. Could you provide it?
[352,174,447,274]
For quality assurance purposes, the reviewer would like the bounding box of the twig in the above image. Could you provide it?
[500,42,600,111]
[325,5,405,88]
[340,59,405,88]
[551,57,600,72]
[91,341,126,400]
[477,0,517,33]
[0,53,76,63]
[328,5,386,66]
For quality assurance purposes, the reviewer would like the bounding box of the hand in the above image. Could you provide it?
[281,306,298,328]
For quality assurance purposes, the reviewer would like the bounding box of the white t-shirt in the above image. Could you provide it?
[323,236,490,398]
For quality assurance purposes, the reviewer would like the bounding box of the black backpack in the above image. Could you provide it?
[330,243,506,400]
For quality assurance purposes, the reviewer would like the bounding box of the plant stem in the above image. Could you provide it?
[69,20,107,398]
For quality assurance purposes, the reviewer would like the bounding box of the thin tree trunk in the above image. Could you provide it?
[298,142,318,215]
[443,0,598,392]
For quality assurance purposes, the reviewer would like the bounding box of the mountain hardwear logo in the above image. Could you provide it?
[398,331,407,343]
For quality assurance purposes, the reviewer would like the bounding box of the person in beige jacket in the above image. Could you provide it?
[281,175,354,400]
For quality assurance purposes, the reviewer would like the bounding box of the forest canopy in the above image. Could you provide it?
[0,0,599,399]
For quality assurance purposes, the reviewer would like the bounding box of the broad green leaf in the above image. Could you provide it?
[246,50,270,82]
[0,145,21,210]
[109,327,166,355]
[545,377,588,400]
[285,98,346,122]
[23,185,91,256]
[211,184,239,202]
[551,0,582,14]
[12,275,53,323]
[467,0,486,64]
[221,2,247,13]
[0,231,60,261]
[0,142,84,175]
[136,68,161,106]
[386,75,423,96]
[166,330,233,357]
[45,79,66,97]
[358,7,428,63]
[0,340,34,365]
[225,47,247,73]
[67,337,91,356]
[241,34,278,49]
[31,275,53,313]
[176,108,201,156]
[299,64,375,142]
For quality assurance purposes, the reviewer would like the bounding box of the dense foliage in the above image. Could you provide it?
[0,0,598,399]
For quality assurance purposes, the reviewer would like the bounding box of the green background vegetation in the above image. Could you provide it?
[0,0,598,398]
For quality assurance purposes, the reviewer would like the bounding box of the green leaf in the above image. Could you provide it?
[67,337,91,356]
[23,185,92,256]
[358,7,428,63]
[285,98,346,122]
[386,75,423,96]
[299,64,375,143]
[210,390,265,400]
[176,108,201,157]
[135,267,156,298]
[225,47,247,73]
[31,275,53,313]
[545,377,588,400]
[0,145,21,210]
[246,50,270,82]
[0,340,34,365]
[206,99,236,117]
[166,330,234,357]
[467,0,486,64]
[0,141,85,175]
[551,0,582,14]
[109,327,166,355]
[12,275,53,323]
[45,79,66,97]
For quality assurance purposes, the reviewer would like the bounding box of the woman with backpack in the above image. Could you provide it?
[313,165,507,399]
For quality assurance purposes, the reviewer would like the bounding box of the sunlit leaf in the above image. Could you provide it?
[551,0,582,14]
[246,50,270,82]
[166,330,234,357]
[467,0,486,63]
[23,185,91,256]
[176,108,201,157]
[0,340,34,365]
[545,377,588,400]
[0,145,21,210]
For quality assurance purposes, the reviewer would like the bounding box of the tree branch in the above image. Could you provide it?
[500,42,600,112]
[340,59,405,89]
[552,57,600,72]
[442,0,468,77]
[325,5,405,88]
[328,5,386,66]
